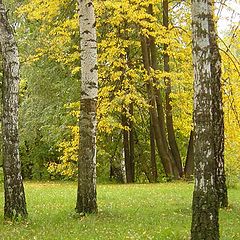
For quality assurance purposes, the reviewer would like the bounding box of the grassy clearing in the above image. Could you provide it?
[0,181,239,240]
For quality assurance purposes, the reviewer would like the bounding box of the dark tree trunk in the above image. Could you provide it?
[162,0,183,177]
[76,0,98,214]
[191,0,219,239]
[150,118,158,182]
[0,1,28,220]
[77,99,98,213]
[208,5,228,208]
[140,35,174,178]
[129,103,135,182]
[143,4,180,179]
[109,135,125,183]
[184,130,194,179]
[122,111,134,183]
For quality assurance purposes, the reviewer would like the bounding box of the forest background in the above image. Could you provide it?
[0,0,239,185]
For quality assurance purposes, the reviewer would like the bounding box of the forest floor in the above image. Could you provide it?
[0,181,239,240]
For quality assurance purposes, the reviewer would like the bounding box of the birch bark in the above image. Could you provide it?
[208,4,228,208]
[0,0,27,220]
[191,0,219,238]
[76,0,98,214]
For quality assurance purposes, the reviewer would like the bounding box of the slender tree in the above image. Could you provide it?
[140,4,180,179]
[122,110,134,183]
[184,130,194,179]
[163,0,183,177]
[76,0,98,214]
[0,0,27,220]
[121,68,134,183]
[150,118,158,182]
[191,0,220,239]
[141,35,174,178]
[209,4,228,208]
[129,103,135,182]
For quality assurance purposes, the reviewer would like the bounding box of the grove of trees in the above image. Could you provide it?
[0,0,239,238]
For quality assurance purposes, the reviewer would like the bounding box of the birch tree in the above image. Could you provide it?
[190,0,228,238]
[209,3,228,208]
[76,0,98,214]
[0,0,27,220]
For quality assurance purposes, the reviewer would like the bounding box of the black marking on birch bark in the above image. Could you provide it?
[81,91,88,96]
[87,2,93,7]
[82,30,91,35]
[90,64,98,72]
[81,99,97,112]
[87,39,96,43]
[87,82,97,89]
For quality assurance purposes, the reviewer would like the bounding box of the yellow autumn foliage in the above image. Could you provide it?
[18,0,240,180]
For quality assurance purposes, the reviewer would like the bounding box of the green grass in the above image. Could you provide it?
[0,181,239,240]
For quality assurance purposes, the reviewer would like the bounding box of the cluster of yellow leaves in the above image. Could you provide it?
[18,0,79,70]
[48,125,79,178]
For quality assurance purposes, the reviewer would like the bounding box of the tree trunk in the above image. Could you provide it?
[144,4,179,179]
[0,1,28,220]
[140,35,174,178]
[129,103,135,182]
[122,111,134,183]
[208,4,228,208]
[184,130,194,179]
[162,0,183,177]
[109,135,125,183]
[191,0,219,239]
[76,0,98,214]
[150,118,158,182]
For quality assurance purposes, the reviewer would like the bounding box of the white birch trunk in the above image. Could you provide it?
[208,2,228,208]
[76,0,98,214]
[191,0,219,239]
[0,1,27,220]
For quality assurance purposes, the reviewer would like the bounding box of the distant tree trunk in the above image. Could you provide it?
[162,0,183,177]
[121,149,127,183]
[140,35,174,178]
[76,0,98,214]
[0,1,28,220]
[150,118,158,182]
[191,0,219,239]
[122,111,134,183]
[109,135,125,183]
[129,103,135,181]
[184,130,194,179]
[148,5,180,179]
[209,5,228,208]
